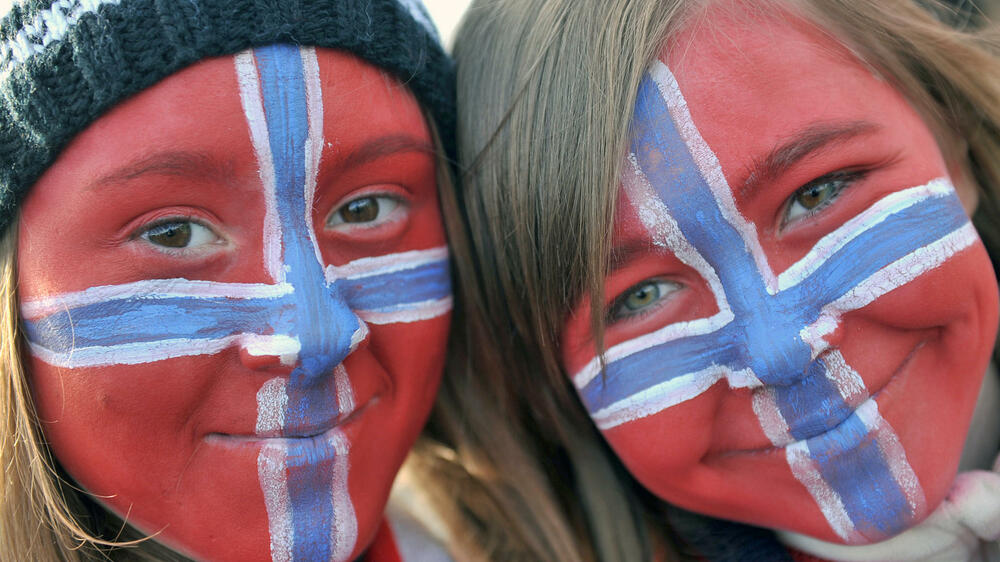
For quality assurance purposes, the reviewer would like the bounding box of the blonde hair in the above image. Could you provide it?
[451,0,1000,557]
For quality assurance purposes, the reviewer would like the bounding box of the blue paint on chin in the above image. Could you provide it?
[807,412,912,539]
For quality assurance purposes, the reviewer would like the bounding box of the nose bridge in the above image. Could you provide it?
[742,303,813,387]
[287,243,362,385]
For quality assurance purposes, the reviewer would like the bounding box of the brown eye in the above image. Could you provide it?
[340,197,379,223]
[784,171,864,225]
[327,195,401,229]
[145,222,191,247]
[139,221,219,251]
[610,279,680,321]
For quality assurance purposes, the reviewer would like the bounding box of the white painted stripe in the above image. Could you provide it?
[786,441,859,543]
[777,179,954,291]
[623,152,732,315]
[256,377,288,437]
[855,400,927,516]
[325,247,450,282]
[752,388,793,446]
[822,351,867,407]
[236,49,285,283]
[591,365,729,429]
[20,279,293,319]
[349,320,370,352]
[801,223,978,349]
[334,364,355,416]
[571,310,733,390]
[357,296,452,325]
[300,46,328,274]
[28,332,278,368]
[648,60,779,293]
[258,443,293,562]
[242,334,301,367]
[328,429,357,562]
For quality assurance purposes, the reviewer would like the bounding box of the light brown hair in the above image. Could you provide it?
[449,0,1000,558]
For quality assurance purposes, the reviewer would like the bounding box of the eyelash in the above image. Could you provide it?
[782,169,868,226]
[134,216,222,253]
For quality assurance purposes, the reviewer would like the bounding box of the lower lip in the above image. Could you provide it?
[205,400,372,450]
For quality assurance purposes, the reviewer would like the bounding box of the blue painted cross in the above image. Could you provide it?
[577,65,971,539]
[20,44,451,561]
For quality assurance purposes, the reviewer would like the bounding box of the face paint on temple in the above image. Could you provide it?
[18,46,451,561]
[560,4,999,545]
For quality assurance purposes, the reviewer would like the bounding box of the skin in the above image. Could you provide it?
[561,4,999,545]
[18,47,450,561]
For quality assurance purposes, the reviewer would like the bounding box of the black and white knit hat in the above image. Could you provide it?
[0,0,455,235]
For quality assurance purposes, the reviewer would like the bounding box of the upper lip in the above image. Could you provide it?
[207,397,373,442]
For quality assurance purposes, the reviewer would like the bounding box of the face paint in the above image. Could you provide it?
[18,46,450,561]
[561,4,998,545]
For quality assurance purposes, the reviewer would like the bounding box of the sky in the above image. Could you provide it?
[0,1,474,51]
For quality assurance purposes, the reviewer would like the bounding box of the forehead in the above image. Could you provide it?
[655,3,941,185]
[42,48,428,187]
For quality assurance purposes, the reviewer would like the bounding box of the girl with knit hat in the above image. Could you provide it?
[0,0,464,559]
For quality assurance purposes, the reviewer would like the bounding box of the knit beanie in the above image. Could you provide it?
[0,0,455,235]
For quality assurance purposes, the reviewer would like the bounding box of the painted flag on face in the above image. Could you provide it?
[572,60,976,542]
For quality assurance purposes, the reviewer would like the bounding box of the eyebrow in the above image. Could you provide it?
[740,120,882,199]
[607,238,665,275]
[89,151,235,190]
[332,134,436,174]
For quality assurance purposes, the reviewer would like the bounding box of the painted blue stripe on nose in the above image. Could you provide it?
[254,44,342,562]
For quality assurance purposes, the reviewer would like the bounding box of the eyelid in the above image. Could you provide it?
[133,215,224,254]
[324,185,410,230]
[607,278,681,323]
[780,168,868,228]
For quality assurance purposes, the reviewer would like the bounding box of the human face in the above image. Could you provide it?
[18,46,450,561]
[561,4,999,545]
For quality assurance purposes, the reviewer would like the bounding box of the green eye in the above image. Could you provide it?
[146,222,190,247]
[610,279,680,321]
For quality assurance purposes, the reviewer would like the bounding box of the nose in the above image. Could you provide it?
[288,277,366,386]
[742,316,814,387]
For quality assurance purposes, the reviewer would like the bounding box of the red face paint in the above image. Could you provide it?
[18,47,450,560]
[561,4,998,544]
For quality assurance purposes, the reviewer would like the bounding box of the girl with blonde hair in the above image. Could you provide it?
[0,0,485,559]
[452,0,1000,558]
